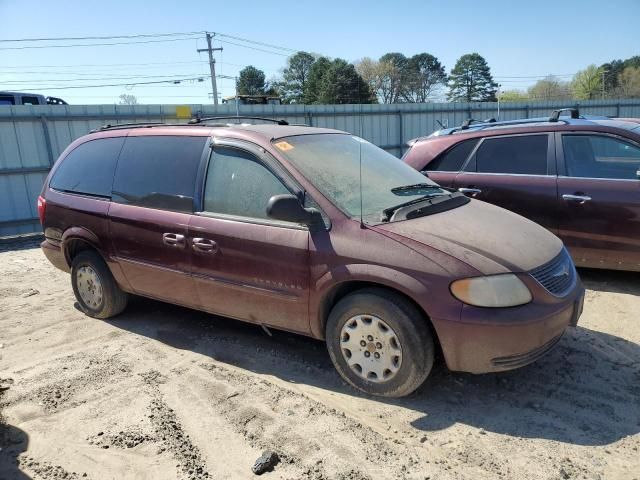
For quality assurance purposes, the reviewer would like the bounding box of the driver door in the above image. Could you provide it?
[189,141,311,333]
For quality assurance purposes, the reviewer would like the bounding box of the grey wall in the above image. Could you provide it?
[1,99,639,236]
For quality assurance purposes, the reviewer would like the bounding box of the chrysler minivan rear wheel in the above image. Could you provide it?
[326,288,434,397]
[71,250,128,319]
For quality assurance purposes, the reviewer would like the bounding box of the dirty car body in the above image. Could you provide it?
[39,121,584,397]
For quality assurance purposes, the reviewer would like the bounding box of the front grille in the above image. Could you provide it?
[529,248,576,296]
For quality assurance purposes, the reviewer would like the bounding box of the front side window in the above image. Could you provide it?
[273,134,450,223]
[563,134,640,180]
[472,135,548,175]
[21,96,41,105]
[50,137,124,197]
[203,147,290,220]
[112,136,206,212]
[0,95,15,105]
[426,138,479,172]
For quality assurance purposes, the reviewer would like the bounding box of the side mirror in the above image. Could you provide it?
[267,194,322,227]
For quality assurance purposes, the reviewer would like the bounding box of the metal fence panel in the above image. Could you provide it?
[1,98,639,236]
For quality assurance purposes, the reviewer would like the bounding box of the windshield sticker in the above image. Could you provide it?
[274,141,295,151]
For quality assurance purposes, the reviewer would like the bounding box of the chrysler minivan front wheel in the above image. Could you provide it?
[71,250,128,319]
[326,288,434,397]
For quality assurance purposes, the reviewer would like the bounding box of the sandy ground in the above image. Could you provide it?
[0,241,639,480]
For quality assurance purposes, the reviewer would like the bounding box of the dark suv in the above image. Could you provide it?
[403,109,640,271]
[39,118,584,397]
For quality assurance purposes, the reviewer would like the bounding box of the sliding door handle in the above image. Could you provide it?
[162,233,185,247]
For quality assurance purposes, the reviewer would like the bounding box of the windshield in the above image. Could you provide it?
[273,133,449,223]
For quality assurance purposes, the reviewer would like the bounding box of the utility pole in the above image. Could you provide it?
[197,33,223,105]
[601,69,608,100]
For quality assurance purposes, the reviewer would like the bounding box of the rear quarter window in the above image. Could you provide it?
[112,136,207,212]
[425,138,479,172]
[50,137,125,197]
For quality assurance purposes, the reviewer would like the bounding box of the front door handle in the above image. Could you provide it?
[162,233,185,247]
[562,194,591,203]
[458,187,482,196]
[192,238,218,253]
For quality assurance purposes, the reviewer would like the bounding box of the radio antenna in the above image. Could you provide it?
[358,86,365,229]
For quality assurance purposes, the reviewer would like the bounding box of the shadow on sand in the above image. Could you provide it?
[0,403,31,479]
[102,269,640,448]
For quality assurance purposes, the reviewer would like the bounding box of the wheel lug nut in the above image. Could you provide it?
[364,351,370,358]
[374,352,380,359]
[376,342,382,349]
[360,340,366,347]
[367,335,373,341]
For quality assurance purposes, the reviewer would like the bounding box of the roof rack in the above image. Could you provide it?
[549,108,579,122]
[188,116,289,125]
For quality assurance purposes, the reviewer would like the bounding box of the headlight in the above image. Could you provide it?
[450,274,532,308]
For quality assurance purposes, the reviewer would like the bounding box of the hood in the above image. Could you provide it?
[374,199,563,275]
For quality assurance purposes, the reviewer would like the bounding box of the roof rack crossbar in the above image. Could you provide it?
[549,108,579,122]
[189,116,289,126]
[460,117,497,130]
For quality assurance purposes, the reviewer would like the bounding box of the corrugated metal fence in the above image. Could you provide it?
[1,98,639,236]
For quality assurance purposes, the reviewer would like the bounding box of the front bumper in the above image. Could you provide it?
[433,278,585,374]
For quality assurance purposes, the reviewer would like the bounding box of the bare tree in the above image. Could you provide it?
[118,94,138,105]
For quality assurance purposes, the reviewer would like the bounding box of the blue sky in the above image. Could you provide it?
[1,0,638,104]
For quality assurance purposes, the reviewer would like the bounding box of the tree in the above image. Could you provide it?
[527,75,571,100]
[617,66,640,98]
[447,53,497,102]
[403,53,446,103]
[571,65,602,100]
[279,51,316,104]
[315,59,375,104]
[118,94,138,105]
[303,56,332,104]
[354,57,384,101]
[237,66,266,95]
[378,53,408,103]
[601,56,640,94]
[499,90,529,102]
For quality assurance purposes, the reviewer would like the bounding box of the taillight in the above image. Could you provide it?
[37,195,46,224]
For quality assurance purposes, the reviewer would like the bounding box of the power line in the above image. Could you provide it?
[0,36,201,51]
[212,32,297,53]
[1,60,207,69]
[1,73,210,84]
[215,38,290,57]
[0,31,203,42]
[23,75,211,90]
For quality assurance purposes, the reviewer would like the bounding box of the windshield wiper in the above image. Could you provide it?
[390,183,442,194]
[381,194,442,222]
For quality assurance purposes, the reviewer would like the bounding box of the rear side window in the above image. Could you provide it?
[0,95,15,105]
[203,147,290,220]
[472,135,548,175]
[426,138,479,172]
[50,137,124,197]
[112,136,206,212]
[563,134,640,180]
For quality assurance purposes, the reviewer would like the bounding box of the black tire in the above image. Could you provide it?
[326,288,434,397]
[71,250,128,319]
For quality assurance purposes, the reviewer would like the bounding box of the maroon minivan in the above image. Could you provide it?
[403,110,640,271]
[39,118,584,397]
